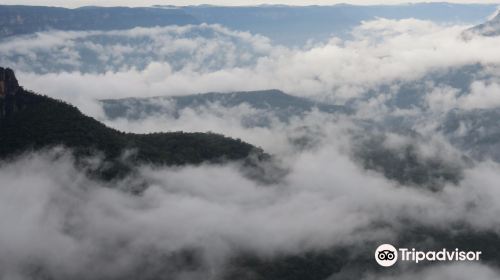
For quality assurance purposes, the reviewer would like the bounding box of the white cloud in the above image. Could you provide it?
[4,18,500,119]
[425,81,500,111]
[459,81,500,109]
[0,129,500,278]
[4,15,500,279]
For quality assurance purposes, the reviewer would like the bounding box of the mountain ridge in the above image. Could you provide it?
[466,11,500,37]
[100,89,350,122]
[0,5,198,38]
[0,67,267,181]
[1,4,497,45]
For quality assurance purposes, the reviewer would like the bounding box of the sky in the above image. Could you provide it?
[1,0,500,8]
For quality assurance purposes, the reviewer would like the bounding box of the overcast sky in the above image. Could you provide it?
[1,0,499,8]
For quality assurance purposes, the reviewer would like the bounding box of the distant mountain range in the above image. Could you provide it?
[100,89,468,189]
[183,3,498,45]
[100,89,350,123]
[1,3,497,45]
[0,67,266,181]
[0,6,198,38]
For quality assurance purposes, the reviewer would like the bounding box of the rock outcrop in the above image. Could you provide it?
[0,67,21,118]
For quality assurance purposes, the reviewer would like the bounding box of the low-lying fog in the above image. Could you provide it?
[2,15,500,279]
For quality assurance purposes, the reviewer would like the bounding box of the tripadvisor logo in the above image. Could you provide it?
[375,244,398,267]
[375,244,482,267]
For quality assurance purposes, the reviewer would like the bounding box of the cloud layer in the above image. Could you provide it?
[2,16,500,279]
[2,19,500,119]
[2,128,500,279]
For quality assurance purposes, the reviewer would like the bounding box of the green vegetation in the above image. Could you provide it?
[0,90,265,180]
[352,134,464,190]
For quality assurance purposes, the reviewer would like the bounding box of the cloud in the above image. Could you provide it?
[1,132,500,278]
[459,81,500,109]
[3,16,500,279]
[424,80,500,112]
[0,24,273,74]
[3,18,500,120]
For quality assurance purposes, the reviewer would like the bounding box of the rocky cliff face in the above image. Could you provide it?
[0,67,19,95]
[0,67,21,118]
